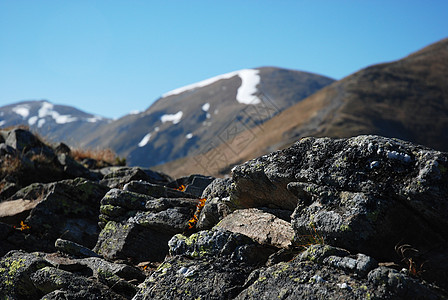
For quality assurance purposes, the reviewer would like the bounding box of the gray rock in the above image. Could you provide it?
[57,153,99,180]
[168,228,275,266]
[231,135,448,289]
[215,208,294,249]
[25,178,110,251]
[123,180,196,199]
[367,266,446,300]
[196,196,232,230]
[55,238,101,258]
[184,174,215,197]
[235,252,446,300]
[5,128,43,153]
[196,177,234,230]
[201,177,233,200]
[0,250,52,299]
[100,167,171,189]
[42,252,145,298]
[168,174,215,198]
[133,256,256,300]
[0,143,16,156]
[30,266,126,299]
[95,189,198,263]
[323,253,377,277]
[54,142,71,155]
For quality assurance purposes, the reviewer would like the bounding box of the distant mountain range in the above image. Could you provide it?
[155,38,448,177]
[0,100,110,146]
[79,67,334,167]
[1,38,447,178]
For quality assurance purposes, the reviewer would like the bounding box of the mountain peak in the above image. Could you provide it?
[162,68,262,105]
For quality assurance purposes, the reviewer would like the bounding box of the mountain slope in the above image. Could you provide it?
[0,100,110,146]
[155,38,448,177]
[82,67,335,167]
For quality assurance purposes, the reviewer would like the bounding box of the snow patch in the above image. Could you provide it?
[28,116,38,126]
[38,102,78,124]
[162,69,261,105]
[87,116,103,123]
[129,110,141,115]
[236,69,261,104]
[12,105,30,118]
[54,115,78,124]
[138,133,152,147]
[202,103,210,112]
[154,127,160,132]
[161,111,183,124]
[186,133,193,139]
[37,119,46,128]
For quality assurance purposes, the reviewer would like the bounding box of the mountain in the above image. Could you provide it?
[0,100,111,146]
[81,67,335,167]
[155,38,448,178]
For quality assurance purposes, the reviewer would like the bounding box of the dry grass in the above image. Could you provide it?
[0,155,22,175]
[71,147,125,166]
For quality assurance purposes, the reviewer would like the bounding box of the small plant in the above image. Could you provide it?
[187,198,207,230]
[395,243,426,277]
[13,221,31,231]
[176,184,186,192]
[296,223,325,249]
[0,155,22,175]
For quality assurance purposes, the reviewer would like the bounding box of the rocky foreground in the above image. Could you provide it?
[1,128,448,299]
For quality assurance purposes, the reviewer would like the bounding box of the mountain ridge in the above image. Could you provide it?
[79,66,335,167]
[154,38,448,177]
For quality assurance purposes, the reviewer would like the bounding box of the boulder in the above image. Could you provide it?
[0,143,16,156]
[0,250,52,299]
[57,153,100,180]
[236,244,446,300]
[135,229,274,300]
[95,189,198,263]
[55,238,101,258]
[100,167,171,189]
[167,174,215,198]
[133,256,255,300]
[5,128,44,153]
[25,178,109,251]
[215,208,294,249]
[30,266,126,299]
[196,177,234,230]
[123,180,196,199]
[168,228,274,263]
[0,199,39,225]
[231,135,448,289]
[44,253,144,298]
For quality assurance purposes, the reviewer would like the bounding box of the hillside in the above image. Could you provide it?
[156,38,448,177]
[81,67,334,167]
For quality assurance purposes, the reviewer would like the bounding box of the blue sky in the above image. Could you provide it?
[1,1,447,119]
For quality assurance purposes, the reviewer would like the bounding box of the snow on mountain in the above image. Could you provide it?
[138,133,152,147]
[160,111,183,124]
[235,69,261,104]
[162,69,261,105]
[0,100,110,147]
[201,103,210,112]
[12,105,30,118]
[38,101,78,124]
